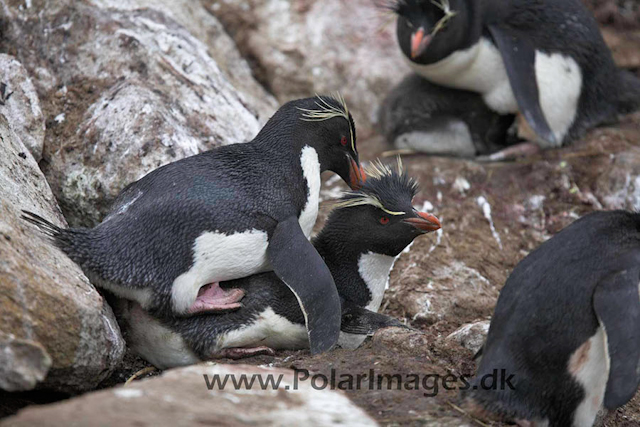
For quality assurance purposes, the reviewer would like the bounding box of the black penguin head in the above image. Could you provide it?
[292,95,365,190]
[321,159,441,257]
[386,0,471,64]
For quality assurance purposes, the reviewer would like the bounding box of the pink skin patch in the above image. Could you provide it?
[217,346,276,360]
[188,283,245,314]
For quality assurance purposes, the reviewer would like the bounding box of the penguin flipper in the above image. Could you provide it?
[593,268,640,409]
[487,25,557,146]
[340,305,409,335]
[267,216,341,354]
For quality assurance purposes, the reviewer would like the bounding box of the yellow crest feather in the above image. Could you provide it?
[298,94,355,152]
[430,0,457,36]
[333,158,407,216]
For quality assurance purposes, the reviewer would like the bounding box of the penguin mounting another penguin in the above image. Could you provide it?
[22,95,367,355]
[463,210,640,427]
[116,160,441,369]
[380,0,640,159]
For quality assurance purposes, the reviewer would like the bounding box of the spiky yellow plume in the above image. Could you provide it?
[430,0,457,36]
[364,158,404,180]
[333,158,407,216]
[298,94,355,152]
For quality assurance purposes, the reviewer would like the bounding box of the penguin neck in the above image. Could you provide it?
[253,114,324,167]
[298,146,321,238]
[313,235,397,311]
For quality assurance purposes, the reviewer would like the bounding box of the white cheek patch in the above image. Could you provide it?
[171,230,270,313]
[408,37,582,145]
[217,307,308,351]
[299,146,321,238]
[568,326,609,427]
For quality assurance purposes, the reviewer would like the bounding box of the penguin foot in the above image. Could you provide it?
[187,284,245,314]
[216,346,276,360]
[476,142,541,163]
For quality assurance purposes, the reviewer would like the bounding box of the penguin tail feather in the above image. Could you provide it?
[617,70,640,115]
[21,210,63,237]
[21,210,87,262]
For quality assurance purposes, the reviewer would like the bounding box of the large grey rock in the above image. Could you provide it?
[87,0,276,123]
[446,321,490,354]
[0,54,45,161]
[0,114,125,392]
[1,0,277,226]
[0,333,51,392]
[1,364,379,427]
[205,0,408,132]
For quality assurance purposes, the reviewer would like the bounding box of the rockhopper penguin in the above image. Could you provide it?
[464,211,640,427]
[22,95,366,354]
[383,0,640,154]
[379,73,515,157]
[116,161,441,369]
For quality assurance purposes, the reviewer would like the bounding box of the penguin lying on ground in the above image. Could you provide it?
[116,161,441,369]
[464,210,640,427]
[22,95,366,354]
[381,0,640,157]
[379,74,515,157]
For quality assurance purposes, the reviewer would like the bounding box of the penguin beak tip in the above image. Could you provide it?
[404,211,441,233]
[348,158,366,190]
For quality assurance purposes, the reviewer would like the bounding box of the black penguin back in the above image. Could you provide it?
[616,70,640,115]
[467,210,640,424]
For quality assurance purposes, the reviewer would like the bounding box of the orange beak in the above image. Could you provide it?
[411,28,432,59]
[403,211,441,233]
[348,157,366,190]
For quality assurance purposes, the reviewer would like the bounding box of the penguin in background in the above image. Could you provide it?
[464,210,640,427]
[379,73,516,157]
[381,0,640,157]
[22,95,366,354]
[116,161,441,369]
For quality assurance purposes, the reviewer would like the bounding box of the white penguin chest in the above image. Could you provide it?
[568,326,609,427]
[408,38,514,109]
[358,252,397,312]
[217,307,309,351]
[298,146,321,238]
[338,252,397,350]
[407,37,583,143]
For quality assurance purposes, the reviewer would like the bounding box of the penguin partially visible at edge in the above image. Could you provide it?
[22,95,366,354]
[464,210,640,427]
[116,161,441,369]
[382,0,640,155]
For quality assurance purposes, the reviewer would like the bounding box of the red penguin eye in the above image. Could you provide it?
[380,217,390,225]
[340,136,348,146]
